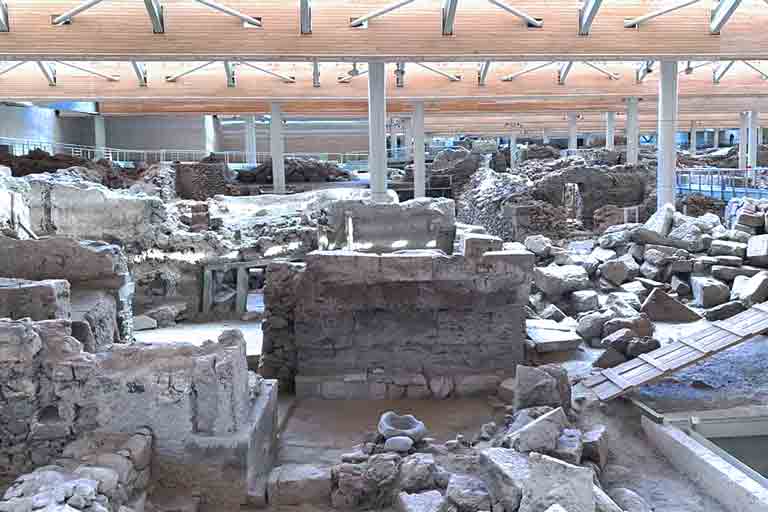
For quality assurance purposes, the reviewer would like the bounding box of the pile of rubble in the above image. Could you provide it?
[263,363,651,512]
[237,157,352,184]
[0,149,116,179]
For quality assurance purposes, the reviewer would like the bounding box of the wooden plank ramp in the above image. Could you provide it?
[584,303,768,401]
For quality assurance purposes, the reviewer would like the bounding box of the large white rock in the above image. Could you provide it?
[396,491,444,512]
[731,271,768,306]
[518,453,595,512]
[267,464,331,506]
[479,448,530,512]
[690,276,731,308]
[643,204,674,237]
[598,254,639,286]
[534,265,590,298]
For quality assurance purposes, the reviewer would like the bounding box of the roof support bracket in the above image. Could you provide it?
[710,0,742,34]
[55,61,119,81]
[578,0,602,35]
[53,0,107,25]
[501,61,555,82]
[743,61,768,80]
[487,0,542,27]
[624,0,700,28]
[300,0,312,34]
[558,62,573,85]
[224,60,236,87]
[415,63,460,81]
[144,0,165,33]
[0,1,9,32]
[195,0,261,27]
[312,60,320,87]
[635,60,655,83]
[36,61,57,87]
[395,62,406,87]
[165,61,216,82]
[478,61,492,86]
[350,0,415,28]
[713,60,735,84]
[131,61,148,86]
[239,62,296,83]
[0,61,27,77]
[584,61,620,80]
[442,0,459,35]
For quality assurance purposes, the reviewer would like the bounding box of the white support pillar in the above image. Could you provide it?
[689,122,697,155]
[270,103,286,194]
[625,97,639,165]
[543,131,550,144]
[509,133,518,169]
[713,128,720,149]
[739,112,749,170]
[657,61,679,211]
[413,102,426,198]
[93,115,106,160]
[368,62,388,202]
[388,118,397,158]
[203,114,217,154]
[403,117,413,159]
[605,112,616,151]
[567,112,578,151]
[244,114,258,167]
[749,109,760,174]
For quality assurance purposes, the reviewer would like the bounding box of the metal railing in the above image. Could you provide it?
[676,167,768,201]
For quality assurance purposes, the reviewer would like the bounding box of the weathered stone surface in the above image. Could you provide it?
[643,204,674,237]
[582,425,608,469]
[668,222,705,253]
[479,448,530,512]
[607,488,651,512]
[385,436,414,453]
[0,278,71,322]
[709,240,747,258]
[640,288,700,322]
[514,365,568,411]
[690,276,730,308]
[267,464,331,506]
[577,310,615,340]
[444,474,491,512]
[396,490,444,512]
[534,265,590,297]
[132,315,157,331]
[598,254,639,286]
[598,328,635,352]
[571,291,599,313]
[747,234,768,266]
[518,453,595,512]
[399,454,438,493]
[731,271,768,306]
[553,429,583,465]
[508,407,568,453]
[624,337,661,358]
[670,275,691,297]
[704,300,747,321]
[593,347,627,369]
[525,235,553,257]
[602,314,654,338]
[711,264,764,282]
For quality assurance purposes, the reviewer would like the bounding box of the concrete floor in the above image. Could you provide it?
[134,320,263,356]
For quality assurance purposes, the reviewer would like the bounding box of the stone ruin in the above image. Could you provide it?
[261,198,534,398]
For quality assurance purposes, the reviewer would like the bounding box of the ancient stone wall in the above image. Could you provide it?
[262,239,534,399]
[0,319,278,509]
[174,162,232,201]
[0,237,134,342]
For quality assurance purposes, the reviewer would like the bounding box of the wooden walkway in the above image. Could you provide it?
[584,302,768,401]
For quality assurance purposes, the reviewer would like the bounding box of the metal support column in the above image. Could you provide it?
[93,115,106,160]
[368,62,388,202]
[626,97,640,165]
[713,128,720,149]
[403,117,412,159]
[509,133,518,169]
[203,115,217,154]
[749,109,760,175]
[605,112,615,151]
[739,112,749,170]
[270,103,286,193]
[568,112,578,151]
[657,61,679,210]
[689,122,697,155]
[245,114,258,167]
[413,102,426,198]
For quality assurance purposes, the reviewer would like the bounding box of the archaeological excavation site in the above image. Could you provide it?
[6,2,768,512]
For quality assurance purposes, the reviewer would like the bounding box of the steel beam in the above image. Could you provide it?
[165,61,216,82]
[53,0,106,25]
[584,61,620,80]
[657,61,679,210]
[635,61,655,83]
[478,61,492,86]
[682,61,712,74]
[487,0,542,27]
[36,61,57,87]
[239,62,295,83]
[144,0,165,33]
[749,109,760,172]
[442,0,459,35]
[395,62,406,87]
[558,62,573,85]
[0,61,26,77]
[224,60,236,87]
[743,61,768,80]
[578,0,602,35]
[624,0,700,28]
[195,0,261,27]
[415,63,460,81]
[131,61,148,86]
[54,61,119,81]
[300,0,312,34]
[312,60,320,87]
[0,1,9,32]
[350,0,415,28]
[712,60,735,84]
[710,0,742,34]
[626,97,640,165]
[501,61,555,81]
